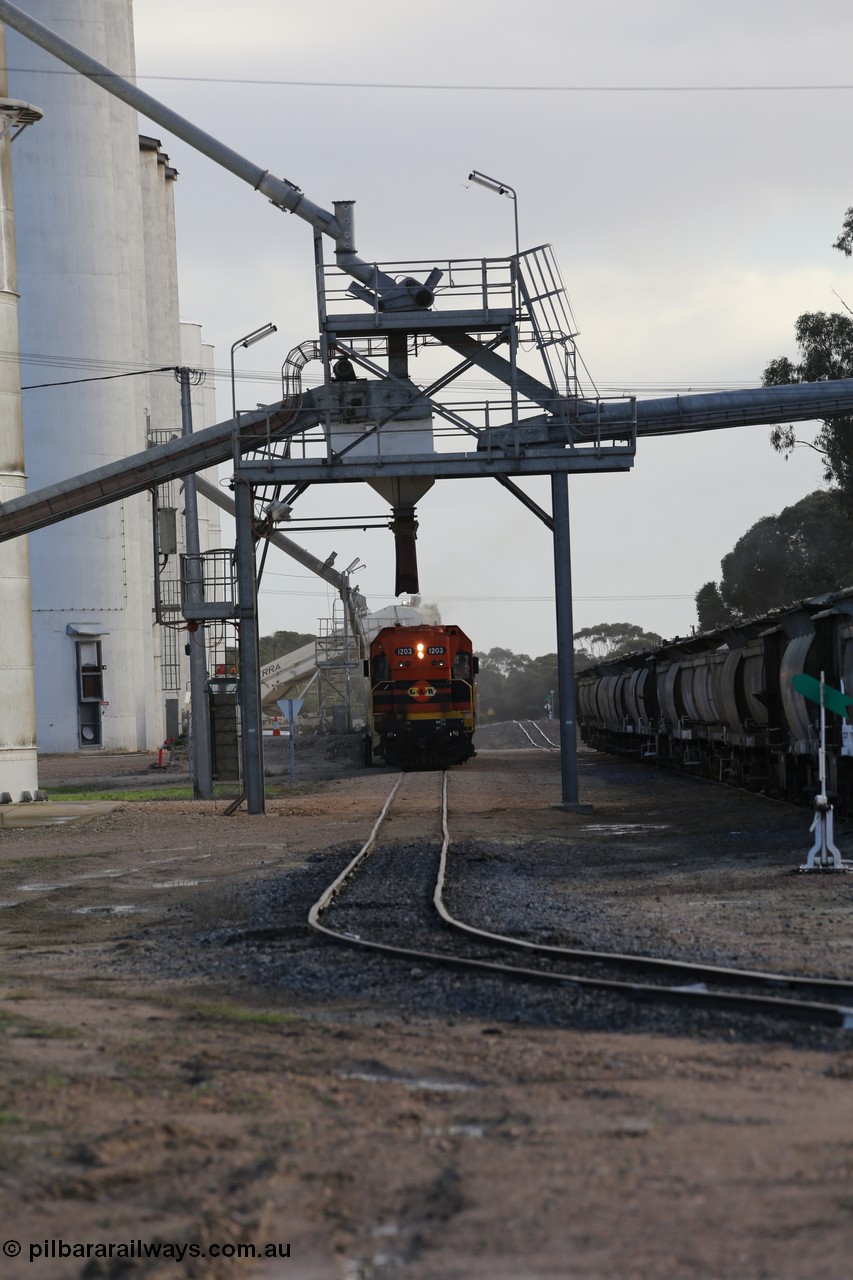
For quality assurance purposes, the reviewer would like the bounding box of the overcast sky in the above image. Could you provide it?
[127,0,851,656]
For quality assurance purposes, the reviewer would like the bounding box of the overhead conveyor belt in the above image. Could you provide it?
[0,398,317,543]
[4,378,853,545]
[593,380,853,438]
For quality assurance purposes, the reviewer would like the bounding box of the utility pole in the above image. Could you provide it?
[176,367,213,800]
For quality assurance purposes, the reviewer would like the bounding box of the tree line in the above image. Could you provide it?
[475,624,663,721]
[697,204,853,630]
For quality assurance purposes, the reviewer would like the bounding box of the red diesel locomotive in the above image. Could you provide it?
[365,624,478,768]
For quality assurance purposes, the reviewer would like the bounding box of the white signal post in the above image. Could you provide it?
[801,671,845,873]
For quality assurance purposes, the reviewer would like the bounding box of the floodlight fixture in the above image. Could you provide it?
[240,322,277,350]
[468,169,514,200]
[467,170,519,259]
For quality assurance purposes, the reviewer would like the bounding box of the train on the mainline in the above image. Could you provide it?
[364,623,478,768]
[576,587,853,809]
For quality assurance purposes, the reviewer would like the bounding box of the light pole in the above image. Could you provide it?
[468,170,519,428]
[176,366,213,800]
[230,322,277,422]
[229,321,276,815]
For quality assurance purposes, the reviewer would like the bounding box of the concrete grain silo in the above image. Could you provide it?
[0,24,41,800]
[7,1,217,755]
[180,323,223,560]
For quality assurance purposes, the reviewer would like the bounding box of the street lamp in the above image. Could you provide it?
[230,322,277,422]
[229,321,277,817]
[468,169,519,426]
[468,170,519,262]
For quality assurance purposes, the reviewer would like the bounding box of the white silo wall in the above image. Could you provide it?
[105,1,162,750]
[199,338,224,679]
[140,138,181,430]
[139,135,184,731]
[9,1,162,753]
[200,341,223,552]
[180,324,222,554]
[0,29,39,801]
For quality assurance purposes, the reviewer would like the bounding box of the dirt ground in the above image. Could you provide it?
[2,730,853,1280]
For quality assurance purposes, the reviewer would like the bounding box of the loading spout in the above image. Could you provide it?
[389,505,420,597]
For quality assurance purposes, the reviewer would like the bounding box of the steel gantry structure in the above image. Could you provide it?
[3,0,853,814]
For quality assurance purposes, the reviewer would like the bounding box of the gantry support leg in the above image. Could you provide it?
[551,472,589,811]
[235,476,265,815]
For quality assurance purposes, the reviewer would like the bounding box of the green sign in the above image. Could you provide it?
[791,672,853,717]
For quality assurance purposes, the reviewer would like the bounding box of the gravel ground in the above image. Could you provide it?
[2,727,853,1279]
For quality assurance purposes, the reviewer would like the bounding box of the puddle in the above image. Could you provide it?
[149,853,212,865]
[149,879,206,889]
[426,1123,485,1138]
[70,904,144,916]
[18,872,127,890]
[344,1253,404,1277]
[17,882,72,892]
[68,869,126,882]
[339,1071,475,1093]
[584,824,670,835]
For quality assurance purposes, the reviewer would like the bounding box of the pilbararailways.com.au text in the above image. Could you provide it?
[3,1239,291,1264]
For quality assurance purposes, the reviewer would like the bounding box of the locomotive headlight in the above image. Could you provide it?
[416,643,425,656]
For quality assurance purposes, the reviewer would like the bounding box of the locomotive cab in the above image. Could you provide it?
[366,624,477,769]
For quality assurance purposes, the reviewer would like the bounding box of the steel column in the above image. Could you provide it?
[234,478,265,814]
[551,471,582,808]
[177,369,213,800]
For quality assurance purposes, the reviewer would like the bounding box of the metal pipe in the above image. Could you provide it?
[194,473,368,654]
[0,0,401,296]
[601,381,853,436]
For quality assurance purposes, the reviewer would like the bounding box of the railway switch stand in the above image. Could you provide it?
[801,794,847,874]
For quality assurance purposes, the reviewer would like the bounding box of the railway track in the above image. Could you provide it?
[308,770,853,1030]
[514,719,559,749]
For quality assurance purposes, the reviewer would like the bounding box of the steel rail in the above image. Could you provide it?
[307,772,406,932]
[513,720,545,748]
[307,771,853,1028]
[515,719,559,749]
[434,779,853,1016]
[529,722,559,748]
